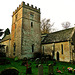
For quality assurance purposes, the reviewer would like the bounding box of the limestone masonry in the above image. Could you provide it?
[1,1,75,62]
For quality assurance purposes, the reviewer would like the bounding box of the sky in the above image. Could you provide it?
[0,0,75,32]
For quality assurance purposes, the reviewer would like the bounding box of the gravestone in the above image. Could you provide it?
[41,57,45,64]
[0,58,10,65]
[53,60,56,66]
[48,64,53,75]
[25,61,32,75]
[45,57,49,65]
[35,58,40,68]
[26,67,32,74]
[38,64,43,75]
[62,67,65,71]
[35,58,40,64]
[21,57,27,66]
[0,67,19,75]
[30,58,34,61]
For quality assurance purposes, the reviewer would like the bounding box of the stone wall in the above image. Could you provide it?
[11,7,23,58]
[42,41,72,62]
[1,40,11,57]
[21,5,41,59]
[11,1,41,59]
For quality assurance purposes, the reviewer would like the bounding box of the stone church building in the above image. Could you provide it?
[0,1,75,62]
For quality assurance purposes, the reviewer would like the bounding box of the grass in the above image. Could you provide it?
[0,57,75,75]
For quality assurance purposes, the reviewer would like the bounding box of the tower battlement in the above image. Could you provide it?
[13,1,40,16]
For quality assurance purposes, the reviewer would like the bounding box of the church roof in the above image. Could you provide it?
[1,34,11,42]
[42,27,74,44]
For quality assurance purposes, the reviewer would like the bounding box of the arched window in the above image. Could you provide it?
[32,44,34,52]
[61,44,63,54]
[31,22,33,28]
[13,43,16,52]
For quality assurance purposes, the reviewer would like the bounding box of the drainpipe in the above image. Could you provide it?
[69,40,71,62]
[53,43,55,60]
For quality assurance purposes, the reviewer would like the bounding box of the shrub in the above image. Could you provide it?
[0,52,6,57]
[33,52,42,59]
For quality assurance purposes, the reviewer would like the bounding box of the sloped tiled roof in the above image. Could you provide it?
[42,28,74,44]
[1,34,11,42]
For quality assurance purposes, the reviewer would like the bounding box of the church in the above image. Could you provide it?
[0,1,75,62]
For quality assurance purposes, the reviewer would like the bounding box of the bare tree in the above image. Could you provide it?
[41,18,54,34]
[61,21,71,29]
[0,29,3,37]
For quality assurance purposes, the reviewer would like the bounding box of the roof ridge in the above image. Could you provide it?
[48,27,74,34]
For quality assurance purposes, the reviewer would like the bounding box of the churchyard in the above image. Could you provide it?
[0,57,75,75]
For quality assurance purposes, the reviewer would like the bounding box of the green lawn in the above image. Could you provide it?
[0,57,75,75]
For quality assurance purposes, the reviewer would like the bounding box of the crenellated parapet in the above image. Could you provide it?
[13,1,40,16]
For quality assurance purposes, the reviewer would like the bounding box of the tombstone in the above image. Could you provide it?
[0,67,19,75]
[27,67,32,74]
[53,60,56,66]
[48,64,53,75]
[62,67,65,71]
[38,64,43,75]
[21,57,27,66]
[30,58,34,61]
[45,57,49,65]
[35,58,40,68]
[41,57,45,64]
[0,58,10,65]
[25,61,32,75]
[0,58,6,65]
[35,58,40,64]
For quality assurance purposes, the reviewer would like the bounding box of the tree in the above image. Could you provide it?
[0,29,3,37]
[2,28,10,39]
[61,21,71,29]
[41,18,54,34]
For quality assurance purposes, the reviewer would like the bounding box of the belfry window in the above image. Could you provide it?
[31,22,33,28]
[32,44,34,52]
[30,14,34,19]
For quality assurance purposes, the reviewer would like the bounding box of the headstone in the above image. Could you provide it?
[30,58,34,61]
[27,67,32,74]
[35,58,40,64]
[0,58,10,65]
[25,61,32,75]
[45,57,49,65]
[41,57,45,64]
[38,64,43,75]
[53,60,56,66]
[21,57,27,66]
[0,67,19,75]
[0,58,6,65]
[62,67,65,71]
[48,64,53,75]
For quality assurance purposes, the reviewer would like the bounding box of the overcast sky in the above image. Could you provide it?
[0,0,75,32]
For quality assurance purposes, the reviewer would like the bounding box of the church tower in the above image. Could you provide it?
[11,2,41,58]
